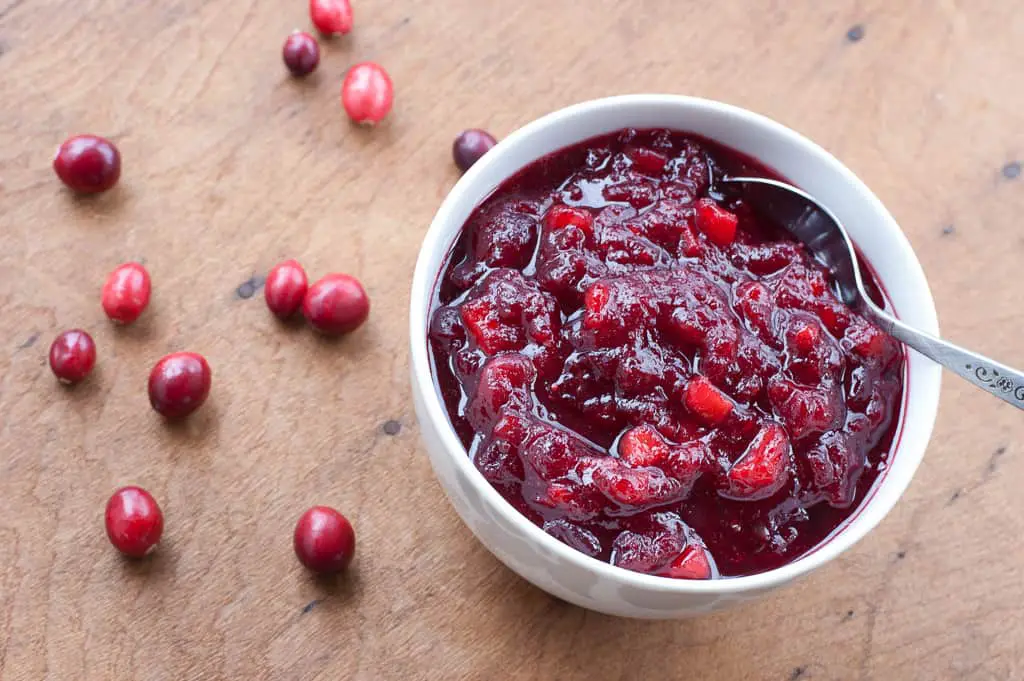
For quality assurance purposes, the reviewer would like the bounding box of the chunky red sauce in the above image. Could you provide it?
[428,128,904,578]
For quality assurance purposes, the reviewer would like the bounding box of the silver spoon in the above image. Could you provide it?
[722,176,1024,410]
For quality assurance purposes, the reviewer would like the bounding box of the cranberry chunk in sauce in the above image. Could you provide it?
[428,129,904,578]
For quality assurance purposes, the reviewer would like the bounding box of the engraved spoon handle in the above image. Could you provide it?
[867,306,1024,410]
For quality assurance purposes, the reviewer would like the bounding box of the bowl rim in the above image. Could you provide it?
[409,94,941,596]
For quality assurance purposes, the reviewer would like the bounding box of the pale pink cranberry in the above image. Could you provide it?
[283,31,320,76]
[49,329,96,384]
[264,259,308,320]
[53,134,121,194]
[302,274,370,334]
[452,129,497,172]
[341,62,393,125]
[294,506,355,574]
[102,262,151,324]
[309,0,352,36]
[148,352,211,418]
[105,486,163,558]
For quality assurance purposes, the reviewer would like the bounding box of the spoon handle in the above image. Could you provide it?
[870,310,1024,410]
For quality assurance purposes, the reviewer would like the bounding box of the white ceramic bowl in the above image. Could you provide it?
[409,95,941,618]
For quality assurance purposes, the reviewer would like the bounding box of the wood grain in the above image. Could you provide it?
[1,0,1023,678]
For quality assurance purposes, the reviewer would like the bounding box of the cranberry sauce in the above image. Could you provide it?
[427,128,904,579]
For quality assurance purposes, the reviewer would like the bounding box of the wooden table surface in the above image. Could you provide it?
[2,0,1023,679]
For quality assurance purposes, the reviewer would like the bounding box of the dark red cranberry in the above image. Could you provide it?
[53,134,121,194]
[302,274,370,334]
[105,486,163,558]
[102,262,151,324]
[452,129,497,172]
[49,329,96,384]
[293,506,355,574]
[341,62,393,125]
[264,259,308,319]
[282,31,320,76]
[148,352,211,418]
[309,0,352,36]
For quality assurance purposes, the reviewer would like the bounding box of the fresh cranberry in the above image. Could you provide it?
[453,129,497,172]
[101,262,151,324]
[341,62,393,125]
[105,486,163,558]
[282,31,320,76]
[48,329,96,384]
[148,352,212,418]
[293,506,356,574]
[302,273,370,334]
[264,259,308,320]
[53,135,121,194]
[427,128,905,578]
[309,0,353,36]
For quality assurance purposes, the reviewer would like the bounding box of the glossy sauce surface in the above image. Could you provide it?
[429,128,904,578]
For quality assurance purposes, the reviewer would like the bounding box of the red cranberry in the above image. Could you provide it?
[341,62,393,125]
[293,506,355,574]
[282,31,320,76]
[618,424,669,468]
[102,262,151,324]
[590,458,686,506]
[468,354,536,429]
[452,129,497,172]
[660,545,713,580]
[53,134,121,194]
[148,352,212,418]
[302,273,370,334]
[724,423,791,500]
[48,329,96,384]
[625,146,669,175]
[695,198,738,247]
[309,0,353,36]
[684,375,734,424]
[545,205,594,237]
[105,486,163,558]
[264,259,308,319]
